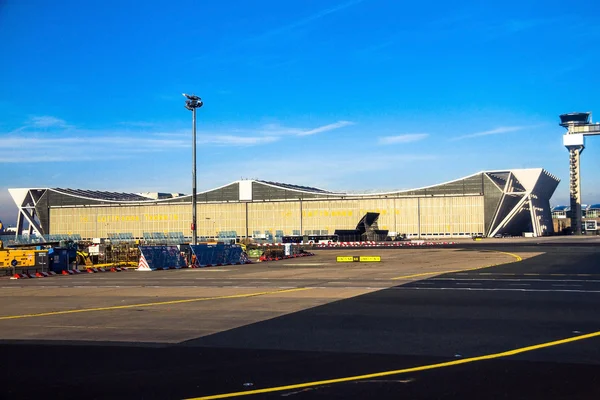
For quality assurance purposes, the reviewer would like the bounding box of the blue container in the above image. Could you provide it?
[48,248,69,272]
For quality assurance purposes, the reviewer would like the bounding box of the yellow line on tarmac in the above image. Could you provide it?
[0,288,311,321]
[390,271,445,280]
[188,330,600,399]
[391,250,522,280]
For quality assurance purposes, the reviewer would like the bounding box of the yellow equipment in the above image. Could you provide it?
[76,250,94,266]
[0,248,48,269]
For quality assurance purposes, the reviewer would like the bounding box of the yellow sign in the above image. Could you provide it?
[336,256,381,263]
[359,256,381,262]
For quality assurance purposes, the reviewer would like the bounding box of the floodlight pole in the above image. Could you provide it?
[183,93,203,245]
[192,106,197,245]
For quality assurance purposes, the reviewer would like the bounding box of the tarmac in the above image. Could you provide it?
[0,239,599,399]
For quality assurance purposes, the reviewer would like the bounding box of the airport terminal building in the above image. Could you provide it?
[9,168,559,241]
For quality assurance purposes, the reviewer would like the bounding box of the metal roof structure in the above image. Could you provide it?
[8,168,560,238]
[255,180,334,194]
[54,188,151,202]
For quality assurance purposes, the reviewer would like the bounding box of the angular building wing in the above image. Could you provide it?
[8,168,559,240]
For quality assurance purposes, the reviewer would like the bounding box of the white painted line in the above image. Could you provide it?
[508,283,531,286]
[280,263,327,266]
[552,284,583,287]
[431,278,600,283]
[191,269,231,272]
[399,287,600,294]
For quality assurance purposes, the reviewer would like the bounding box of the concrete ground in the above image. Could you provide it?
[0,248,522,343]
[1,243,599,399]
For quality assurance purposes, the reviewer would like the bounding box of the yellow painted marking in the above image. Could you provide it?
[359,256,381,262]
[493,251,522,262]
[391,271,445,280]
[0,288,311,321]
[188,330,600,399]
[391,250,522,280]
[336,256,382,262]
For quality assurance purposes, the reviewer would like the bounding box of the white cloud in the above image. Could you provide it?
[199,135,280,146]
[378,133,429,145]
[0,135,189,149]
[117,121,157,128]
[29,115,68,128]
[0,117,355,163]
[157,120,354,138]
[450,126,526,141]
[252,0,364,40]
[297,121,354,136]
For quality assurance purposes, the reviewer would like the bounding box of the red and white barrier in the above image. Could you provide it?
[253,240,456,248]
[10,266,128,279]
[258,253,315,262]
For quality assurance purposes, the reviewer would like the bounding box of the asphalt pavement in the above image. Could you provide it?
[1,243,599,399]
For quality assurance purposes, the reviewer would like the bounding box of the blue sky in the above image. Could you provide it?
[1,0,599,225]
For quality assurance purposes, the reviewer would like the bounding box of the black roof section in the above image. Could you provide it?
[256,180,334,194]
[53,188,151,202]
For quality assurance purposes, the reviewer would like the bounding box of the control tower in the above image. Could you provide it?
[560,112,600,234]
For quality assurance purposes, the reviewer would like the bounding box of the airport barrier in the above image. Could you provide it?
[258,252,314,262]
[10,266,130,279]
[254,241,457,248]
[12,270,69,279]
[189,243,246,267]
[137,246,186,271]
[314,241,457,248]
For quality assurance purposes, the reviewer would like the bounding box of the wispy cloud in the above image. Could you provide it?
[0,136,189,149]
[199,135,280,146]
[218,152,438,190]
[298,121,354,136]
[253,0,364,41]
[477,17,562,43]
[29,115,69,128]
[7,115,72,135]
[378,133,429,145]
[117,121,157,128]
[0,133,190,163]
[450,126,527,141]
[0,117,354,163]
[357,12,473,56]
[157,120,354,139]
[200,121,354,138]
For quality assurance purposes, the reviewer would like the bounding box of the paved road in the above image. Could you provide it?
[1,244,600,399]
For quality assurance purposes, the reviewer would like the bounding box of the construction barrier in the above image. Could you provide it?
[137,245,186,271]
[189,243,245,268]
